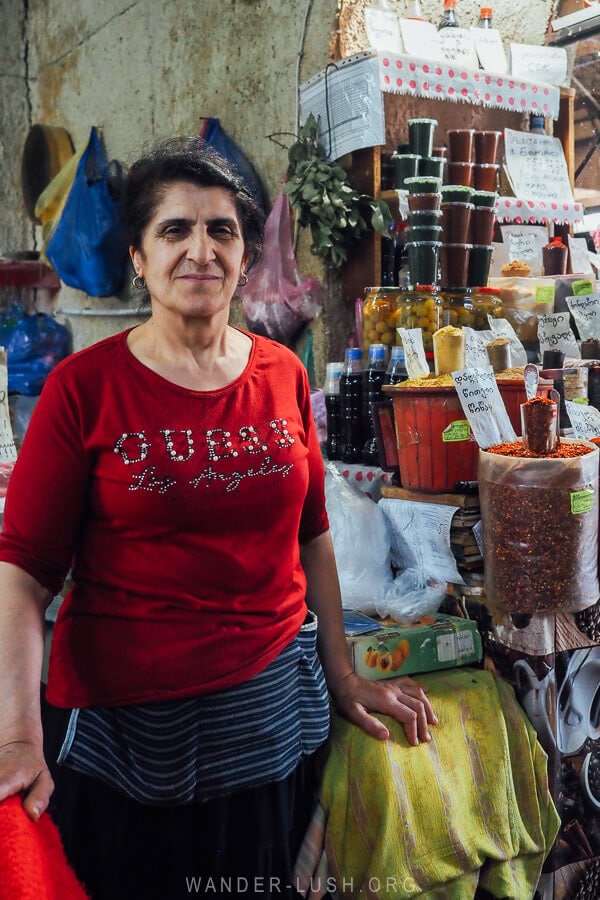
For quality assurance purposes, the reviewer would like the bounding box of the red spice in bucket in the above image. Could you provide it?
[487,440,594,459]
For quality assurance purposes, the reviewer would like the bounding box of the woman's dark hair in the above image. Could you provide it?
[123,136,265,268]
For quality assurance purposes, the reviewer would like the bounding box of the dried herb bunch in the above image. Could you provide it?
[283,113,391,268]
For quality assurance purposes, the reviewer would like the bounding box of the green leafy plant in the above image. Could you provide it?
[283,114,391,268]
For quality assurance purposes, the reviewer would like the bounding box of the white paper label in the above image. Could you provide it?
[568,236,594,276]
[0,350,16,464]
[452,366,517,449]
[538,312,580,358]
[471,27,508,74]
[365,8,403,54]
[397,327,430,379]
[499,224,548,277]
[566,294,600,341]
[463,327,493,369]
[300,53,385,162]
[504,129,574,204]
[398,19,443,60]
[439,27,479,69]
[510,43,568,87]
[487,317,528,367]
[565,400,600,440]
[379,498,464,585]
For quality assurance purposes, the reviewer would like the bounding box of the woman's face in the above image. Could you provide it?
[130,181,247,322]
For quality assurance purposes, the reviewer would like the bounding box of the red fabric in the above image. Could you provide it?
[0,796,88,899]
[0,330,328,708]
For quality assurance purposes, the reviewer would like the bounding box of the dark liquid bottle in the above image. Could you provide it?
[383,345,408,386]
[362,344,387,466]
[438,0,459,29]
[323,361,343,460]
[340,347,364,463]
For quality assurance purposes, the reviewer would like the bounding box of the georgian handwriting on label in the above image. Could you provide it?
[565,400,600,441]
[452,366,516,449]
[397,327,429,379]
[537,312,579,356]
[504,128,573,204]
[566,294,600,341]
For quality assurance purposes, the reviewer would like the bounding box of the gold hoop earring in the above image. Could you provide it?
[238,273,248,287]
[132,274,146,290]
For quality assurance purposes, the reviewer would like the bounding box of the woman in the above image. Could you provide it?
[0,137,437,898]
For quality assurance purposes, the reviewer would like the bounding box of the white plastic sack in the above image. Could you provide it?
[325,463,393,614]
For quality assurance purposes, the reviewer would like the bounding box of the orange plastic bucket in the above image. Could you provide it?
[384,384,478,492]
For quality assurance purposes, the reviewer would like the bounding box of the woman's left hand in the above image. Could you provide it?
[329,671,438,746]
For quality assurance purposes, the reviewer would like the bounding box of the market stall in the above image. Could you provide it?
[301,5,600,898]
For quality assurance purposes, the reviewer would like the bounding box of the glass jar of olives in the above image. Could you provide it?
[470,287,503,330]
[398,284,442,353]
[440,287,475,329]
[395,285,442,354]
[361,287,402,359]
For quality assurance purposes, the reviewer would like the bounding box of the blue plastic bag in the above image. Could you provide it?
[46,127,128,296]
[199,118,270,215]
[0,303,72,395]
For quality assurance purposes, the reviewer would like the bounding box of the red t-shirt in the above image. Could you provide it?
[0,329,329,708]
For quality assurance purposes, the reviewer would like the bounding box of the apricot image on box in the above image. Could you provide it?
[365,639,411,673]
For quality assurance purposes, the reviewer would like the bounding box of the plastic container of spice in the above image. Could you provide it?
[479,438,600,614]
[361,287,402,360]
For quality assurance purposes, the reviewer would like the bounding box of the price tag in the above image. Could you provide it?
[439,27,479,69]
[471,27,508,74]
[397,327,429,379]
[452,366,517,449]
[568,240,594,277]
[500,224,547,276]
[503,129,574,204]
[442,420,470,442]
[565,400,600,440]
[510,43,568,86]
[538,312,579,358]
[535,285,556,304]
[487,317,528,366]
[570,489,595,515]
[399,19,443,60]
[463,327,492,369]
[0,350,16,464]
[565,294,600,341]
[572,279,595,296]
[365,7,403,53]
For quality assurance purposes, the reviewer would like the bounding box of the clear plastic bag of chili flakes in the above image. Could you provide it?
[479,440,600,614]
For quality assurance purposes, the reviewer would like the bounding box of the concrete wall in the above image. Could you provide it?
[0,0,558,379]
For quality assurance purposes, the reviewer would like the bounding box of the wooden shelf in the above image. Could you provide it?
[341,85,576,303]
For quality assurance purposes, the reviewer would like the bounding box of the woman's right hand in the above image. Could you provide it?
[0,738,54,820]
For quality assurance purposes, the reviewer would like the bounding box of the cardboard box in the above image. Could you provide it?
[346,613,482,681]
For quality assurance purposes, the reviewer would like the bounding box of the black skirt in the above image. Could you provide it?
[42,693,322,900]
